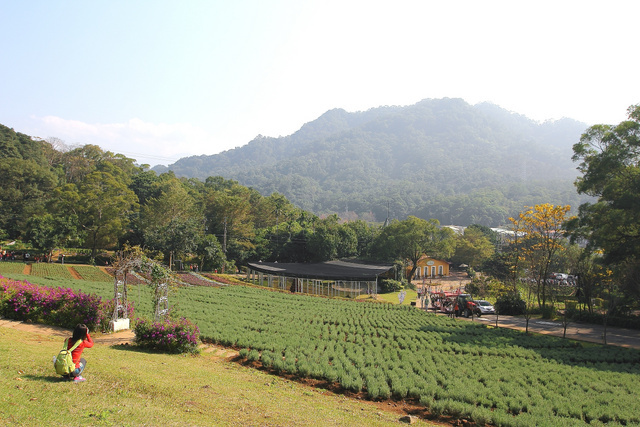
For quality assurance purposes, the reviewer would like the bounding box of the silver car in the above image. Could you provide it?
[475,300,496,315]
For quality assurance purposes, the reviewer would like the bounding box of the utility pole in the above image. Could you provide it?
[222,217,227,273]
[223,217,227,254]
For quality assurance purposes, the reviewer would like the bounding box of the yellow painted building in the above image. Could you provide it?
[407,255,450,280]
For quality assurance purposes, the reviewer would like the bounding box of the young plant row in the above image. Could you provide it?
[30,263,75,280]
[23,276,640,426]
[176,285,640,426]
[72,265,113,282]
[0,262,27,275]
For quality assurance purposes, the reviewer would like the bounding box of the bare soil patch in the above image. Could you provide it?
[66,266,82,280]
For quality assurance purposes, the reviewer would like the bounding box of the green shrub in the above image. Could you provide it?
[471,406,493,425]
[495,293,526,315]
[379,279,403,293]
[247,349,260,362]
[565,300,578,311]
[260,350,275,368]
[272,356,285,373]
[540,304,555,319]
[296,359,312,377]
[72,265,113,282]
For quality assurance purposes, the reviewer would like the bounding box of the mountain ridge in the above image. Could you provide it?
[154,98,589,226]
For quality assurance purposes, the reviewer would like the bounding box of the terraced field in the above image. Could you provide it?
[0,262,26,275]
[29,263,75,280]
[72,265,113,282]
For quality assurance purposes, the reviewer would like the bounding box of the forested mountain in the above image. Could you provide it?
[155,98,590,226]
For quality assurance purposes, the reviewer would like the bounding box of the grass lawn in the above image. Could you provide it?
[1,327,431,426]
[376,289,418,305]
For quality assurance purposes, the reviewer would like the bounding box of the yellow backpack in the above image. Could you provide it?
[54,338,82,376]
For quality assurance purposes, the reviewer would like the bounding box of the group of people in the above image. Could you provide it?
[1,250,16,261]
[0,250,47,262]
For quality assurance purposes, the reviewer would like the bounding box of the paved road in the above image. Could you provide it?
[415,291,640,349]
[450,312,640,349]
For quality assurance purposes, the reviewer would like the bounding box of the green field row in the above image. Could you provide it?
[0,262,112,282]
[4,269,640,426]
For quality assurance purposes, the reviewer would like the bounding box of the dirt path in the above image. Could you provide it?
[414,270,471,294]
[0,319,135,346]
[0,319,241,358]
[66,266,82,280]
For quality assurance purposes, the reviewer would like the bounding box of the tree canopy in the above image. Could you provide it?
[567,104,640,301]
[155,99,589,226]
[372,216,455,283]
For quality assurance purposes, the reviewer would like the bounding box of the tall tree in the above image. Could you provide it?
[372,216,455,283]
[307,215,357,261]
[146,217,202,270]
[196,234,226,272]
[345,219,380,258]
[54,171,139,259]
[140,178,204,268]
[568,104,640,300]
[24,214,82,262]
[451,226,495,269]
[0,158,58,238]
[510,204,572,309]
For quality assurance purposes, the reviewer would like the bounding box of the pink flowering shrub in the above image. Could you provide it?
[133,317,201,354]
[0,276,131,331]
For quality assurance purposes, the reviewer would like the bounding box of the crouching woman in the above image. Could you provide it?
[67,323,94,382]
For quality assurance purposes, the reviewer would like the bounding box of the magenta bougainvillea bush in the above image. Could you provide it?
[0,275,133,331]
[133,317,200,354]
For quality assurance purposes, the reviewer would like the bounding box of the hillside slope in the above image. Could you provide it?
[155,98,589,225]
[2,326,419,426]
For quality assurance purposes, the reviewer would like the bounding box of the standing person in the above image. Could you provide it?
[66,324,94,382]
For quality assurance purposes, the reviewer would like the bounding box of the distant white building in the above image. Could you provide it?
[443,225,465,235]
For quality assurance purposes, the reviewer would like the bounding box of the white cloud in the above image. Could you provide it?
[36,116,213,166]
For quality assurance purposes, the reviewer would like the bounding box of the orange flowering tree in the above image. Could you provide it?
[509,204,573,310]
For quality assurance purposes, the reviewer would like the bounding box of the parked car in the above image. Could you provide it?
[474,300,496,315]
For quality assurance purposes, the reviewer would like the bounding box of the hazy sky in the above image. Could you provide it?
[1,1,638,166]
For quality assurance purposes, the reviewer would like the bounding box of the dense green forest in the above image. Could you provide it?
[1,101,639,319]
[0,124,403,269]
[155,98,591,226]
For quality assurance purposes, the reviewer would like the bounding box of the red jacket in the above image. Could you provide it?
[66,333,94,368]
